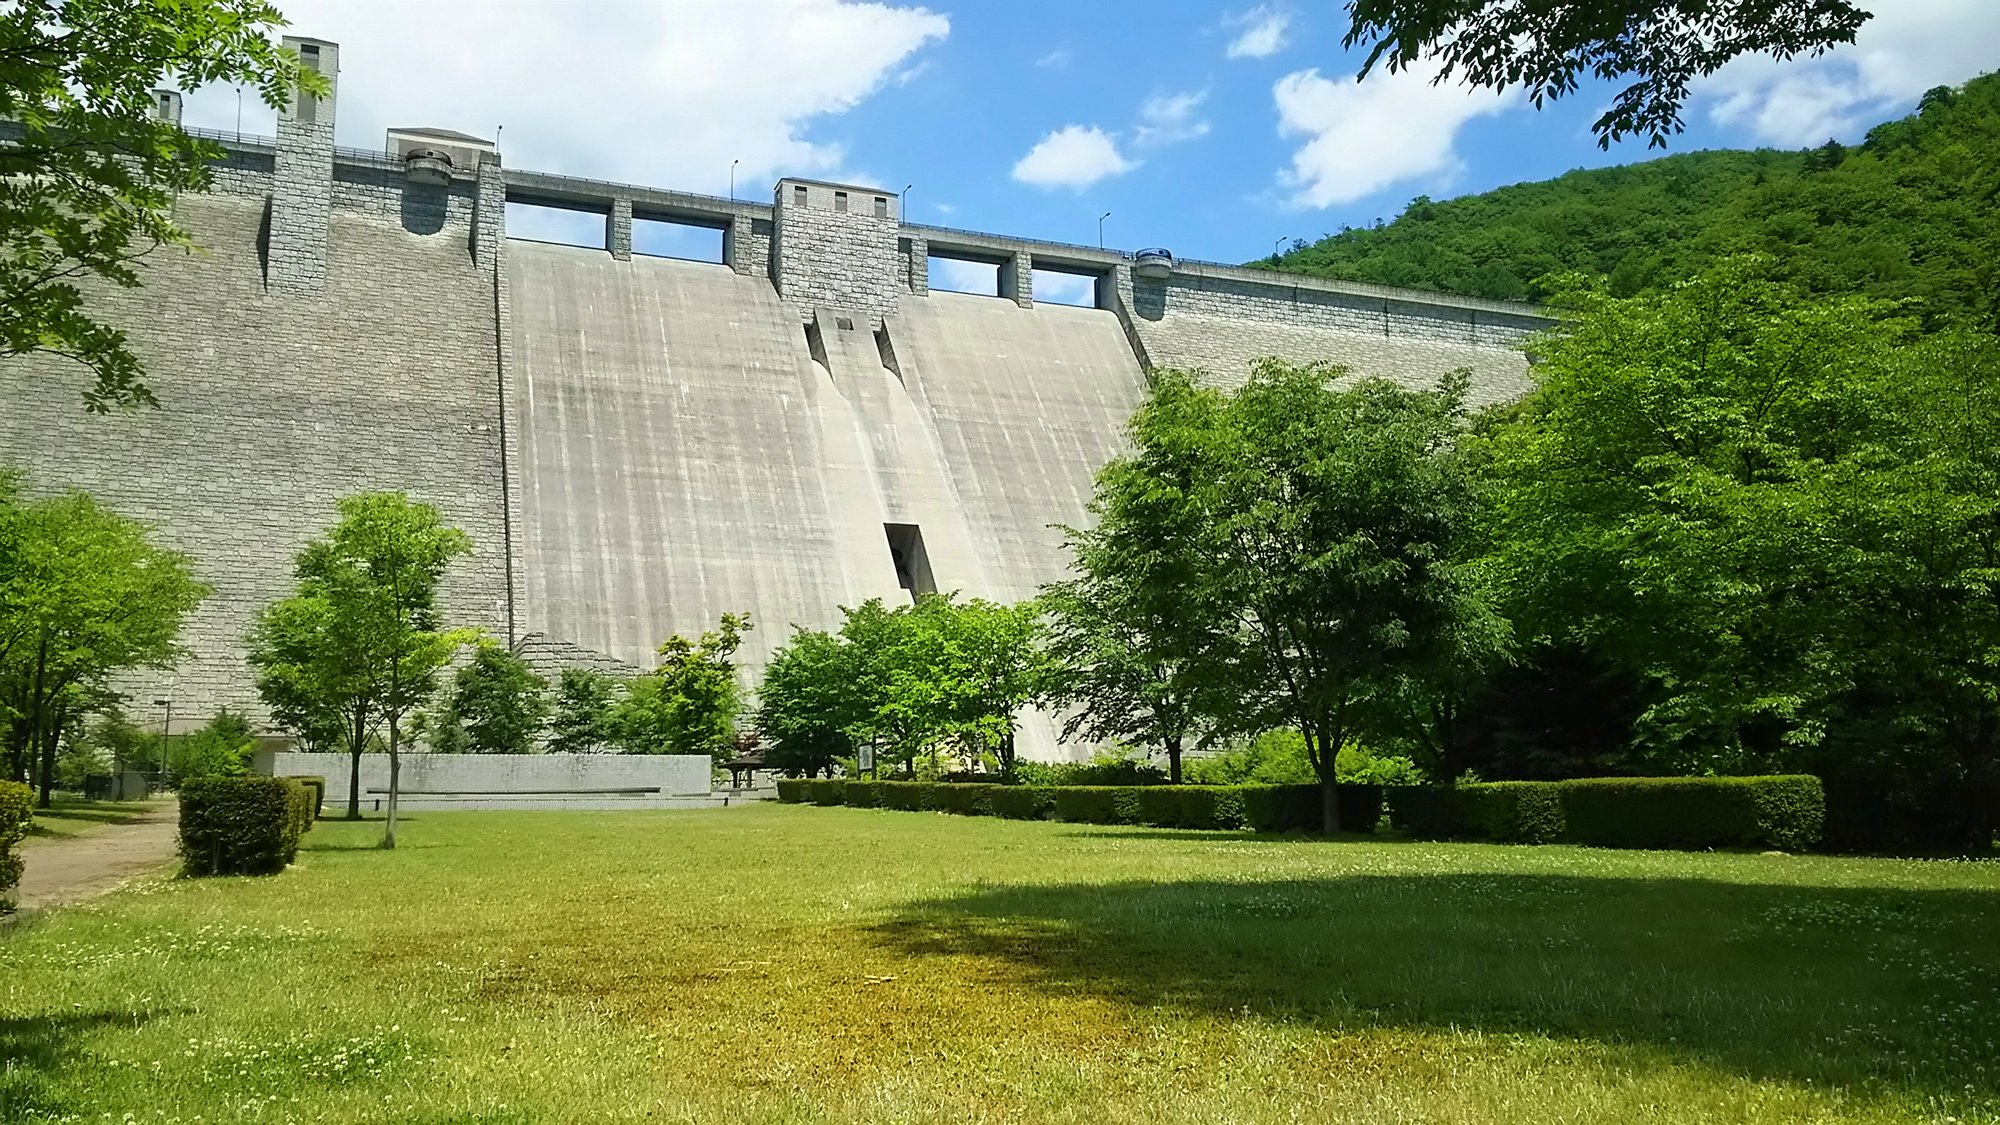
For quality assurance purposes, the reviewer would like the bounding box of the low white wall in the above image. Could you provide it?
[254,751,715,811]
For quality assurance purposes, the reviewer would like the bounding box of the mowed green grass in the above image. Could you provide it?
[3,805,1997,1124]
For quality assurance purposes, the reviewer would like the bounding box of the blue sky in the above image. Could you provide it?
[181,1,2000,290]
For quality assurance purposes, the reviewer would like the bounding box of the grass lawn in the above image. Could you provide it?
[3,805,1997,1124]
[24,798,170,840]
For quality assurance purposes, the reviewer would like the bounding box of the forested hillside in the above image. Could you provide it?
[1264,72,2000,330]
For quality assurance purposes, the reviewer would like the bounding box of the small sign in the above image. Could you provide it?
[858,742,875,774]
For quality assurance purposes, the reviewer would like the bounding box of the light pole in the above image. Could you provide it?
[152,698,173,790]
[730,158,739,201]
[903,185,915,287]
[1099,211,1111,249]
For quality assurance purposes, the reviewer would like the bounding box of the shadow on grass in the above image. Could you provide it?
[0,1008,170,1118]
[871,872,2000,1101]
[26,801,159,838]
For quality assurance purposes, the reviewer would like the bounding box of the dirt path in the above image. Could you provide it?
[10,802,180,912]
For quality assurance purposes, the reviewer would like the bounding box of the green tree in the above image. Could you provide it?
[248,589,373,794]
[443,645,549,754]
[757,627,858,778]
[0,484,205,805]
[546,667,622,755]
[1112,363,1488,831]
[898,594,1048,777]
[170,708,252,781]
[1485,263,1903,768]
[1043,380,1243,783]
[1343,0,1869,148]
[247,493,473,845]
[0,0,322,409]
[616,613,750,758]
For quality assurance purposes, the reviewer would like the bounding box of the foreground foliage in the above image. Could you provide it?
[1343,0,1869,148]
[0,807,1994,1122]
[1486,264,2000,848]
[0,0,318,409]
[0,474,206,806]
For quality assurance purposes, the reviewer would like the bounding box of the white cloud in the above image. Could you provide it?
[1273,64,1516,208]
[1036,46,1072,69]
[1134,90,1210,147]
[1011,125,1135,190]
[1698,0,2000,146]
[178,0,947,197]
[1226,6,1290,60]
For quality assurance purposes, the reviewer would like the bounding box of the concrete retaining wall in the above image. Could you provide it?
[257,752,714,811]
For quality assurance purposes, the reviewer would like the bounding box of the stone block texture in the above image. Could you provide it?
[773,179,902,329]
[0,189,507,724]
[267,37,339,294]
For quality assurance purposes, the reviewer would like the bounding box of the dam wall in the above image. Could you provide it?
[0,36,1551,758]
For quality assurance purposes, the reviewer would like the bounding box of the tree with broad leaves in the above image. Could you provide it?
[0,0,323,409]
[0,480,205,806]
[1041,390,1243,783]
[1112,363,1488,832]
[757,626,859,779]
[248,493,473,846]
[1342,0,1871,148]
[616,613,751,759]
[441,644,549,755]
[546,667,623,755]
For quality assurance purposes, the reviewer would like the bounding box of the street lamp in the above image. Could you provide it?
[1099,211,1111,249]
[152,698,172,789]
[730,158,739,201]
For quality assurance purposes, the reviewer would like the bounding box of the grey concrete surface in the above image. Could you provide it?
[263,751,713,811]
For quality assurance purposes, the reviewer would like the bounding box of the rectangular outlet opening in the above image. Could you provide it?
[926,254,1002,297]
[504,198,607,249]
[1031,267,1101,308]
[884,523,936,601]
[631,214,725,263]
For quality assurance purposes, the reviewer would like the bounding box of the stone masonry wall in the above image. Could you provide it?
[0,188,508,727]
[773,179,903,328]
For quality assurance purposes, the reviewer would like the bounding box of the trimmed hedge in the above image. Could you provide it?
[285,775,325,829]
[775,773,1823,850]
[775,778,1383,834]
[0,780,31,911]
[178,776,315,876]
[1386,775,1824,851]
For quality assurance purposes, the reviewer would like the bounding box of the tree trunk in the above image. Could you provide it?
[1166,735,1182,785]
[346,703,365,820]
[38,698,70,808]
[1313,727,1341,835]
[999,728,1016,777]
[29,638,50,808]
[384,711,400,850]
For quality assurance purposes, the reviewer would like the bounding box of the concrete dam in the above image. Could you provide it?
[0,36,1550,757]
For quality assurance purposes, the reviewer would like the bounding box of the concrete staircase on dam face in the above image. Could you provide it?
[0,31,1552,762]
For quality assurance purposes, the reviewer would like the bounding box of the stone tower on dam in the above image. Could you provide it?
[0,37,1549,759]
